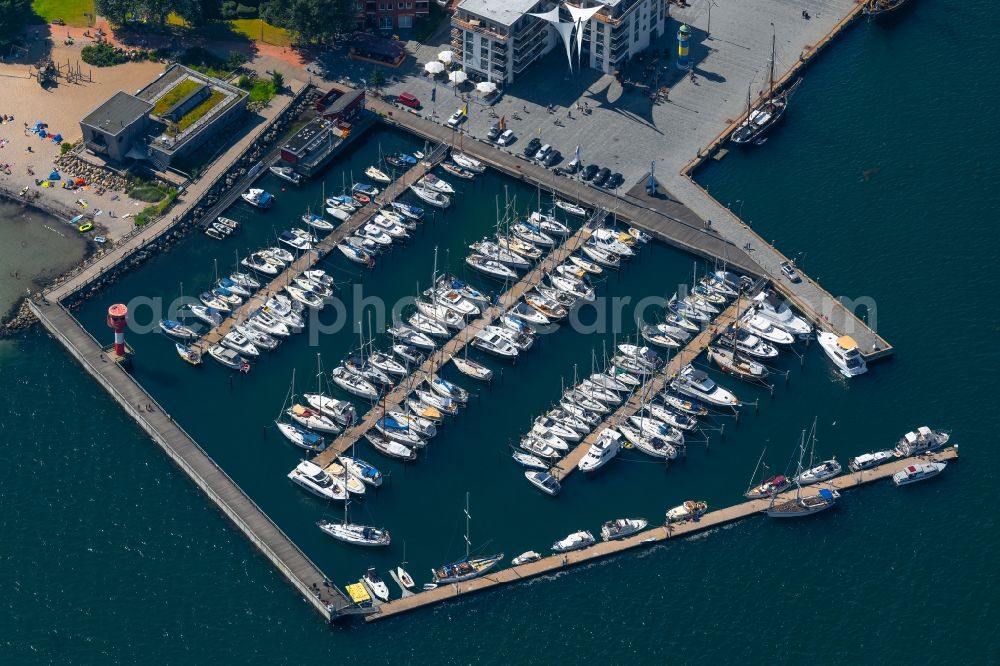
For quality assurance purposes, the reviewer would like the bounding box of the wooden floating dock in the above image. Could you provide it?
[366,446,959,622]
[194,153,442,350]
[28,299,354,621]
[549,296,753,480]
[310,218,597,467]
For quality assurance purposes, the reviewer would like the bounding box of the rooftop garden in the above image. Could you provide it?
[166,89,228,135]
[152,78,203,116]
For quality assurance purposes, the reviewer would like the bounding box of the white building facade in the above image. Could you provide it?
[450,0,665,84]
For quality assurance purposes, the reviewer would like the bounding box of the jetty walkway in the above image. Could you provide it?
[549,296,753,480]
[311,217,597,467]
[28,299,354,621]
[194,149,442,349]
[367,446,959,622]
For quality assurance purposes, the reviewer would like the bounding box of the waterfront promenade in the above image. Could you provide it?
[367,446,960,622]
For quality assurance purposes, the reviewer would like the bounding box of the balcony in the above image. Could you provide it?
[452,16,509,43]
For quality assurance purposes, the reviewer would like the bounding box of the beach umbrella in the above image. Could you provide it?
[448,70,467,85]
[438,51,454,63]
[52,133,63,143]
[475,81,497,94]
[48,170,60,180]
[424,61,445,75]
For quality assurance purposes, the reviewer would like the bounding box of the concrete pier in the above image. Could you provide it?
[366,446,959,622]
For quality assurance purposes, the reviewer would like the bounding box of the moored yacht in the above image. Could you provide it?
[600,518,648,541]
[287,460,347,501]
[817,332,868,378]
[894,426,950,457]
[576,430,622,473]
[892,461,947,486]
[670,365,740,407]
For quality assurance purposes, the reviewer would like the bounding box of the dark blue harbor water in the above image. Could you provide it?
[2,3,997,662]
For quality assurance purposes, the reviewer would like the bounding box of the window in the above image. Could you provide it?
[398,14,413,27]
[380,16,393,29]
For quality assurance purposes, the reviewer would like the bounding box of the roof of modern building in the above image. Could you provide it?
[456,0,546,27]
[80,91,153,135]
[283,118,335,157]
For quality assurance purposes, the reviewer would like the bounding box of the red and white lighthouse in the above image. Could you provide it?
[107,303,128,357]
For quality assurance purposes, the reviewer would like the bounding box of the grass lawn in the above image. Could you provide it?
[228,19,294,47]
[31,0,95,27]
[153,78,202,115]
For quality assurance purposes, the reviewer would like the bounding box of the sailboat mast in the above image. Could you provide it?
[464,492,471,558]
[768,28,776,100]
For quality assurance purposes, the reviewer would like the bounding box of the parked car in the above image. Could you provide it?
[543,149,562,167]
[497,129,515,146]
[581,164,599,181]
[605,172,624,189]
[780,261,802,283]
[592,167,611,187]
[447,108,465,128]
[534,144,552,161]
[566,158,580,174]
[523,137,542,157]
[487,123,502,141]
[398,92,421,109]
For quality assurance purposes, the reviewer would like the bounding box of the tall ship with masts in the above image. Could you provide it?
[863,0,913,17]
[730,29,793,146]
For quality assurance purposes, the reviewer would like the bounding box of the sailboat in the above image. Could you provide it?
[430,493,504,584]
[793,419,842,485]
[160,283,199,340]
[730,29,790,146]
[317,500,390,546]
[275,369,327,452]
[767,430,841,518]
[744,447,792,499]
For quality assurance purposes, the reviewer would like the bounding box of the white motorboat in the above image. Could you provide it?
[564,389,609,414]
[559,399,602,427]
[287,460,346,501]
[371,214,408,239]
[302,392,356,426]
[894,426,950,457]
[364,431,417,462]
[670,365,741,407]
[221,330,259,357]
[523,291,567,320]
[627,415,684,446]
[523,430,568,453]
[385,411,437,439]
[718,327,778,358]
[294,276,331,299]
[365,165,392,183]
[405,312,449,338]
[429,376,469,404]
[415,389,459,416]
[662,394,709,416]
[525,471,561,496]
[529,211,570,237]
[337,243,373,265]
[265,246,294,263]
[331,366,379,400]
[408,184,451,208]
[241,188,274,209]
[533,416,581,442]
[520,436,558,459]
[466,253,517,280]
[547,408,590,435]
[362,568,391,602]
[551,530,595,553]
[208,344,248,371]
[275,421,325,451]
[576,380,622,405]
[199,291,230,313]
[555,200,587,217]
[684,294,720,315]
[217,277,250,297]
[577,430,622,473]
[511,551,542,566]
[432,286,481,317]
[451,151,486,173]
[285,284,323,310]
[419,173,455,194]
[374,416,426,448]
[617,424,677,459]
[325,206,351,222]
[893,461,947,486]
[269,165,301,184]
[848,450,895,472]
[627,227,652,243]
[415,300,463,329]
[591,229,633,256]
[617,344,662,370]
[601,518,648,541]
[487,325,532,353]
[391,201,424,220]
[242,252,280,275]
[742,314,795,345]
[211,287,242,307]
[287,403,341,434]
[644,404,697,431]
[509,301,550,328]
[360,224,393,246]
[302,213,335,231]
[666,500,708,523]
[229,272,260,290]
[512,222,555,247]
[664,311,699,333]
[249,310,290,337]
[753,292,813,336]
[641,324,682,349]
[548,273,595,302]
[817,332,868,377]
[278,230,312,252]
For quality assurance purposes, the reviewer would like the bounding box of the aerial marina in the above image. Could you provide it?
[3,0,972,644]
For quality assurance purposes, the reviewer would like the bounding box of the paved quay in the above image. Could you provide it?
[28,299,352,621]
[367,446,959,622]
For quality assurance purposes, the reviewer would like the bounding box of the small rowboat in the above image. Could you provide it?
[442,163,475,180]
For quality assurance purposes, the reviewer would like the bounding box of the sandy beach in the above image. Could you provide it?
[0,34,166,240]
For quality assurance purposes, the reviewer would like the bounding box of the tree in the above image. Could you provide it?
[281,0,355,44]
[0,0,32,37]
[94,0,132,25]
[270,70,284,91]
[370,66,385,92]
